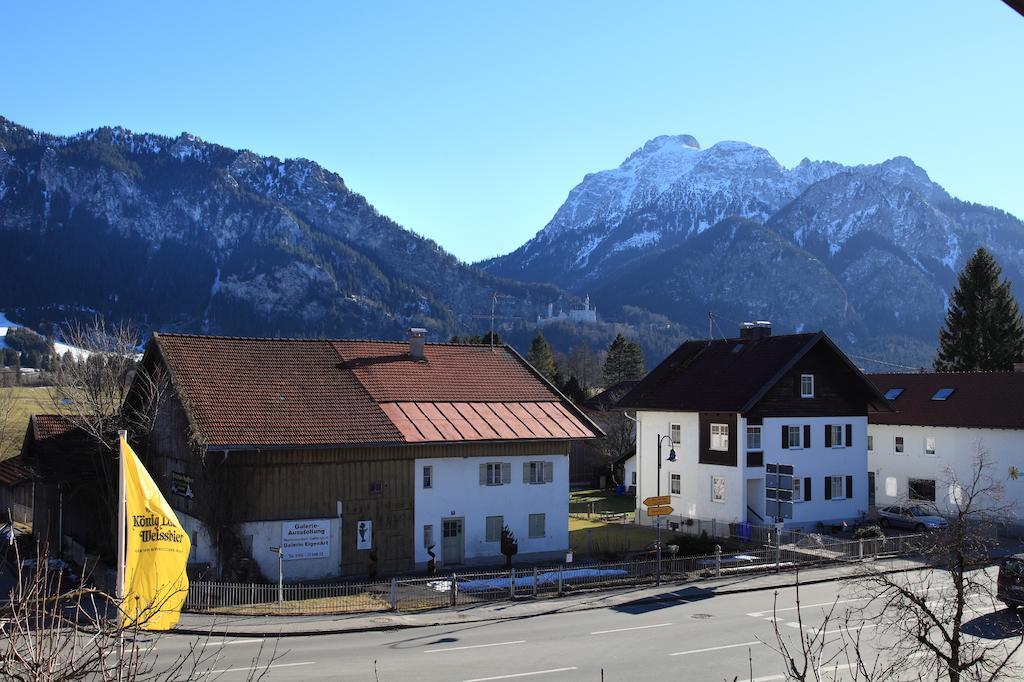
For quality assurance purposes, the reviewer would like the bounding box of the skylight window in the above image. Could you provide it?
[884,388,904,400]
[931,388,955,401]
[732,343,744,353]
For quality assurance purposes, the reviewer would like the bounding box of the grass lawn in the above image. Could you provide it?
[568,516,660,559]
[205,591,392,616]
[569,488,635,516]
[1,386,54,460]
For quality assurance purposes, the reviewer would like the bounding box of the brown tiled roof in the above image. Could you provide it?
[152,334,600,448]
[868,372,1024,430]
[619,332,887,413]
[31,414,78,440]
[332,341,558,402]
[0,457,31,486]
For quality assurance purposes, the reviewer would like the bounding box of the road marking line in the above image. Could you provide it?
[747,598,868,617]
[200,661,315,675]
[669,641,762,656]
[463,667,578,682]
[591,623,672,635]
[426,640,526,653]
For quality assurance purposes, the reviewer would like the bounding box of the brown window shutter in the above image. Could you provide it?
[845,424,853,448]
[501,462,511,485]
[824,477,832,500]
[846,475,853,499]
[824,425,832,448]
[480,463,487,485]
[523,462,530,483]
[781,425,789,449]
[803,425,811,448]
[804,477,812,501]
[544,462,553,483]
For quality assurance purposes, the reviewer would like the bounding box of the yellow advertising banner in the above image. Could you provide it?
[120,436,190,631]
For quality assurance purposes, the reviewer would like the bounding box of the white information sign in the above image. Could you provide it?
[356,519,373,550]
[281,519,331,561]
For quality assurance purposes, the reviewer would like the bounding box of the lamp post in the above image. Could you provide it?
[655,434,676,586]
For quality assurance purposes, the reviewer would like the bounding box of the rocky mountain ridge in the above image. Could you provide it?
[480,135,1024,366]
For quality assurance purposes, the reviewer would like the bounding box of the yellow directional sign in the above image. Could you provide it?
[643,495,671,507]
[647,505,674,517]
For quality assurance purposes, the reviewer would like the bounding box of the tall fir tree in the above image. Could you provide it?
[603,333,646,385]
[935,247,1024,371]
[526,332,557,382]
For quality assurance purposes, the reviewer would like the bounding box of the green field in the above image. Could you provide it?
[1,386,53,459]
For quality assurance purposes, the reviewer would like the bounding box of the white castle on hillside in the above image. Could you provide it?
[537,295,597,326]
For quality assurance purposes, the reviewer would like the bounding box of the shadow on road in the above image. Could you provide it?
[962,608,1024,640]
[610,586,714,614]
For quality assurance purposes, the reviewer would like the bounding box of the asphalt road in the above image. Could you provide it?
[142,569,1024,681]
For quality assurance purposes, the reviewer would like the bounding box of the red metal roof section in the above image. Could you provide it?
[152,335,601,447]
[378,401,595,443]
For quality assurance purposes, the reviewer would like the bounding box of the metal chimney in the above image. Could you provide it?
[739,321,772,340]
[408,327,427,361]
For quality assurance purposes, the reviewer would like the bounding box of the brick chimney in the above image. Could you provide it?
[739,321,772,340]
[408,327,427,361]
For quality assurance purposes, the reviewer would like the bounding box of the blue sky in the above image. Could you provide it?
[5,1,1022,262]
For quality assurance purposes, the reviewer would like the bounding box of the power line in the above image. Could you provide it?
[845,353,924,372]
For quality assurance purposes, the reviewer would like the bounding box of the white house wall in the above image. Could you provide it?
[177,510,343,582]
[869,424,1024,524]
[756,416,869,529]
[635,412,868,530]
[413,454,569,568]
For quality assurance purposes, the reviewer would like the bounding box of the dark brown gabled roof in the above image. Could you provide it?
[150,334,602,449]
[0,457,31,487]
[619,331,888,413]
[868,371,1024,430]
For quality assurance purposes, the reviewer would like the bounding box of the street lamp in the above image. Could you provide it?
[655,434,676,586]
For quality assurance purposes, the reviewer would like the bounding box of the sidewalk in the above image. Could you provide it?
[173,555,927,638]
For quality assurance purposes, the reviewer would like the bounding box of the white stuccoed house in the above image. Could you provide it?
[868,370,1024,532]
[619,323,891,532]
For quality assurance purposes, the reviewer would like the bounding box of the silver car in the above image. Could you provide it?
[877,505,947,532]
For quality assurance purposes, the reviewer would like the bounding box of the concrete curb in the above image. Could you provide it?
[172,561,929,639]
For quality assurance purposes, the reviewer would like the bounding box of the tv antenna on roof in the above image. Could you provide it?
[470,292,520,350]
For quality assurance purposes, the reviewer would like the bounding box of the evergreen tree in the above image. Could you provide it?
[603,333,646,385]
[526,333,557,382]
[561,375,586,404]
[935,247,1024,371]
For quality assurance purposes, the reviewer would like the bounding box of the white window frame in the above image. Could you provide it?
[829,476,844,499]
[788,425,803,449]
[670,423,682,446]
[746,425,762,451]
[423,524,434,548]
[710,423,729,451]
[526,460,553,485]
[485,515,503,542]
[711,475,726,503]
[670,473,681,495]
[528,513,545,539]
[485,462,506,486]
[423,465,433,489]
[800,374,815,398]
[895,436,905,454]
[925,436,936,457]
[830,424,843,448]
[793,477,803,502]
